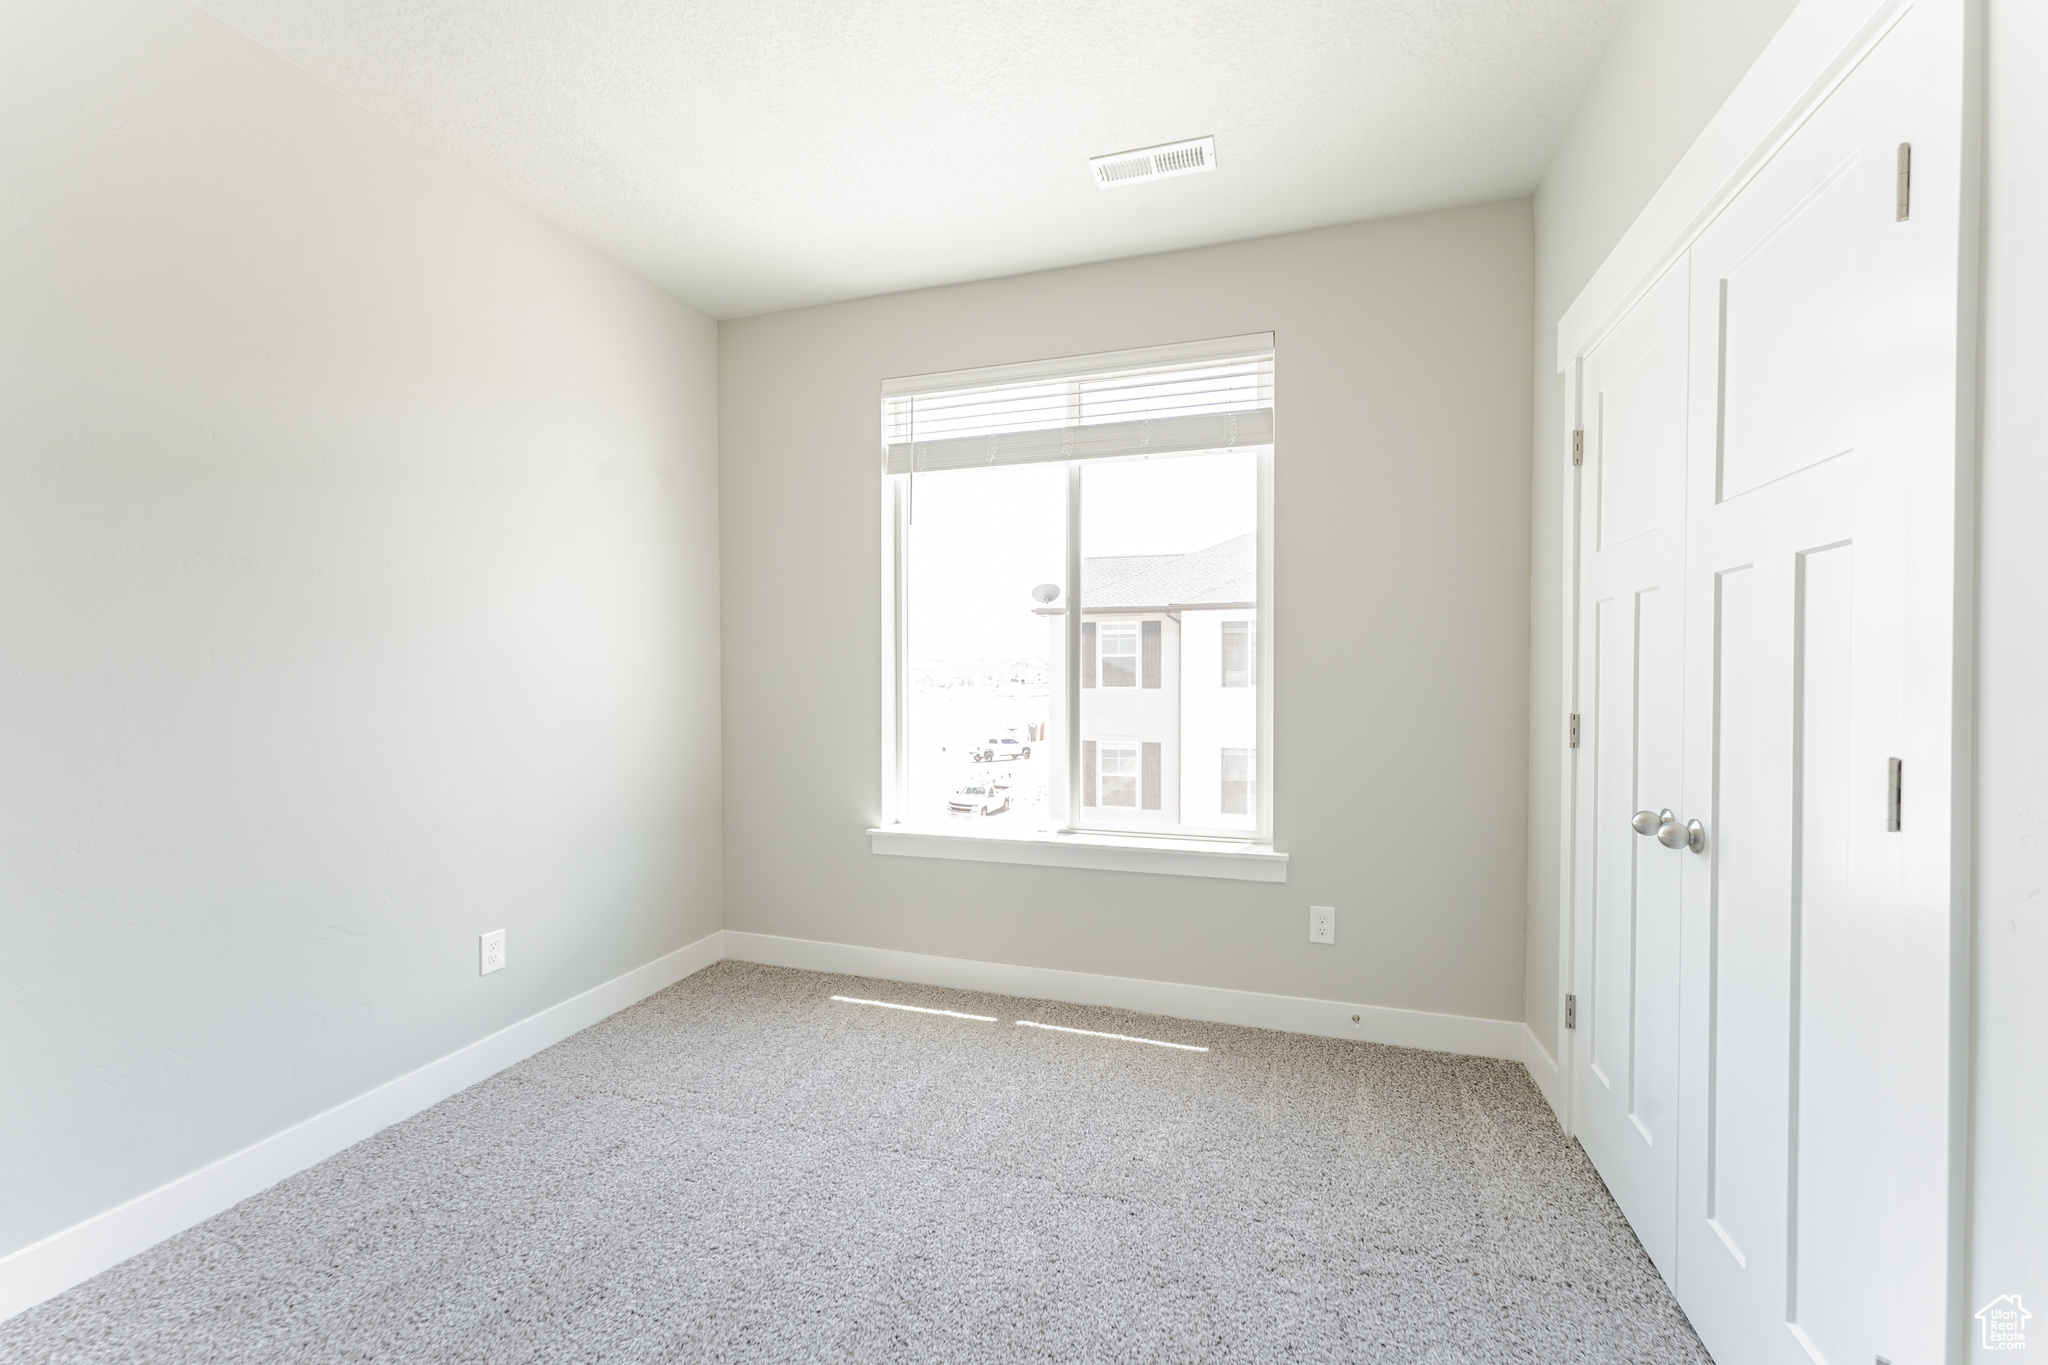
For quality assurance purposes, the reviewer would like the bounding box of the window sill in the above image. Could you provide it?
[867,825,1288,882]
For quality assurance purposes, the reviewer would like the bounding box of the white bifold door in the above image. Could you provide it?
[1566,3,1969,1362]
[1573,259,1690,1282]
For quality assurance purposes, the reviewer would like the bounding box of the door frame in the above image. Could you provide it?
[1550,0,1980,1347]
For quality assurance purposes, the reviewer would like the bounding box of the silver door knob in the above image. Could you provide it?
[1656,818,1706,853]
[1632,809,1674,837]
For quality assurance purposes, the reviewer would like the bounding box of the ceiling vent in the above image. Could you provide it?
[1089,136,1216,189]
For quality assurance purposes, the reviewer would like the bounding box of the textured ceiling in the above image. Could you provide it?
[194,0,1629,319]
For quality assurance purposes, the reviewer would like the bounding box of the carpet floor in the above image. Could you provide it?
[3,961,1712,1364]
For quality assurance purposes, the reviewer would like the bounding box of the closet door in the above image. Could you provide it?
[1671,7,1956,1361]
[1569,261,1690,1279]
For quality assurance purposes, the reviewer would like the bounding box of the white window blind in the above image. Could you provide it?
[882,333,1274,475]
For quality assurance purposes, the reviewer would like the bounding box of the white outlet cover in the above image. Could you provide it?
[1309,906,1336,945]
[480,928,506,975]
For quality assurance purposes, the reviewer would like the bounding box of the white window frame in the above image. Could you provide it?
[1094,739,1140,808]
[871,336,1281,881]
[1095,621,1139,688]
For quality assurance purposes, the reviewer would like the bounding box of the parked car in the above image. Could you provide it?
[970,731,1032,763]
[948,775,1012,816]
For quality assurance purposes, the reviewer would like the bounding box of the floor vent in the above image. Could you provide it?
[1090,136,1216,189]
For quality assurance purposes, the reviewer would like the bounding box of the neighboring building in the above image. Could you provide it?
[1038,533,1257,831]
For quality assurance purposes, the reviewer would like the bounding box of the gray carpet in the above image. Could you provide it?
[2,961,1711,1363]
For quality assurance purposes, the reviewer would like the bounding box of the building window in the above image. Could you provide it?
[1222,621,1254,687]
[1098,741,1139,806]
[1098,621,1138,687]
[882,333,1273,840]
[1221,747,1254,816]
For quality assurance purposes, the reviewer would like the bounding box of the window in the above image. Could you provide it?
[1098,741,1138,806]
[1098,621,1137,687]
[1221,747,1254,816]
[1222,621,1254,688]
[882,334,1273,844]
[1083,739,1163,810]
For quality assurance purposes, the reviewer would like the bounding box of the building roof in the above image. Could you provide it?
[1037,533,1255,613]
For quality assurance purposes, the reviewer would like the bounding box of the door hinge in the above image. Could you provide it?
[1887,757,1902,831]
[1568,713,1581,749]
[1896,142,1911,221]
[1571,428,1584,466]
[1565,993,1577,1030]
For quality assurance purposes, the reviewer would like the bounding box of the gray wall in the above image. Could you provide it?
[1970,0,2048,1345]
[1521,0,1800,1061]
[0,0,723,1259]
[719,204,1534,1024]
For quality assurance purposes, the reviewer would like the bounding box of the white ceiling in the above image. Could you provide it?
[195,0,1629,319]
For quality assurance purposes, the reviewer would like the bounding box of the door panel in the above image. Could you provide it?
[1718,163,1862,502]
[1573,261,1689,1278]
[1599,333,1683,548]
[1790,542,1861,1364]
[1702,557,1789,1276]
[1588,587,1682,1125]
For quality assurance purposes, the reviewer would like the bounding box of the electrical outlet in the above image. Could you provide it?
[480,928,506,976]
[1308,906,1335,945]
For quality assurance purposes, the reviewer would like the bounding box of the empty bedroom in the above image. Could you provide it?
[1,0,2041,1360]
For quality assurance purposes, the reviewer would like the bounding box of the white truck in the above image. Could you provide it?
[947,775,1012,817]
[969,729,1032,764]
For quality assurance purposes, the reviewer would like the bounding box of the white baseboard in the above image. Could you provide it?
[0,929,725,1325]
[723,930,1524,1061]
[1521,1023,1566,1128]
